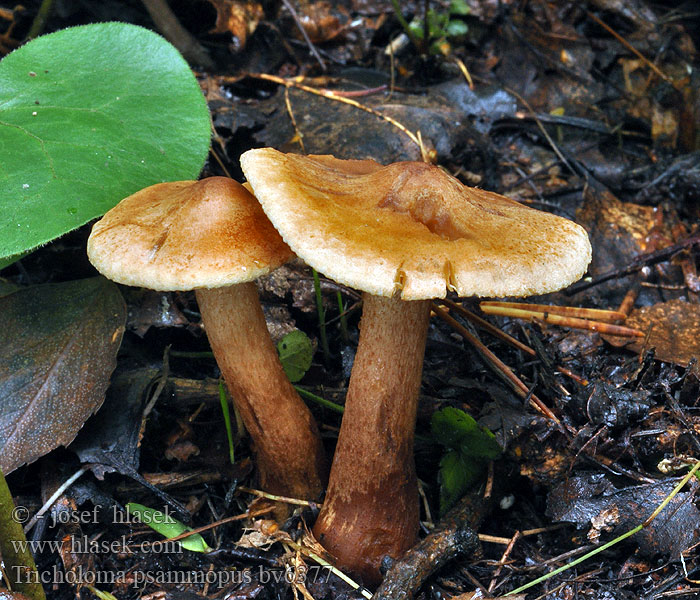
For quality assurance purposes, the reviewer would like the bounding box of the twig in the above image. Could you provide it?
[565,232,700,295]
[479,302,644,337]
[162,506,275,543]
[249,72,433,162]
[24,466,88,533]
[140,0,214,68]
[505,460,700,596]
[479,523,568,545]
[504,84,577,176]
[453,57,474,89]
[374,475,494,600]
[488,530,521,592]
[284,86,306,153]
[326,85,388,98]
[438,298,536,356]
[285,539,373,599]
[280,0,326,71]
[431,304,564,427]
[237,486,319,508]
[480,301,626,322]
[586,10,674,87]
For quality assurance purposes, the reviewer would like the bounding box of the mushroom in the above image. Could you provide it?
[240,149,592,584]
[87,176,327,501]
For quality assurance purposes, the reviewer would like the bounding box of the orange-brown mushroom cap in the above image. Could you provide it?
[240,149,592,300]
[87,177,293,291]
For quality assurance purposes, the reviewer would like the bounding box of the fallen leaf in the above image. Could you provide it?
[603,299,700,373]
[547,473,700,556]
[70,368,158,478]
[277,330,313,383]
[295,2,345,44]
[207,0,264,50]
[256,86,485,164]
[0,277,125,473]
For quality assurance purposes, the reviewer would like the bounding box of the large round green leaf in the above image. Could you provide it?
[0,22,211,260]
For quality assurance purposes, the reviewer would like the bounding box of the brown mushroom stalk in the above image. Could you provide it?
[195,282,327,499]
[87,177,327,501]
[312,294,431,584]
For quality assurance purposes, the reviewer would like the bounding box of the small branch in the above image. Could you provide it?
[438,298,536,356]
[248,72,433,162]
[586,10,675,87]
[280,0,326,71]
[431,303,565,428]
[480,301,626,323]
[374,477,494,600]
[140,0,214,69]
[565,233,700,295]
[479,302,644,337]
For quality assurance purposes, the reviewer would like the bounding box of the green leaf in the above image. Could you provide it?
[426,9,449,37]
[277,330,314,383]
[407,20,425,39]
[431,407,502,513]
[446,19,468,38]
[449,0,470,16]
[438,449,483,514]
[0,253,25,271]
[431,407,501,458]
[85,587,118,600]
[125,503,212,553]
[0,23,211,260]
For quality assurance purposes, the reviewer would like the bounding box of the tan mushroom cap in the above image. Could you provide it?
[240,149,592,300]
[87,177,293,291]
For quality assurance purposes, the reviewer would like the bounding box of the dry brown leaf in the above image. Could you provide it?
[603,299,700,372]
[236,518,294,549]
[0,278,125,474]
[296,2,345,44]
[207,0,264,50]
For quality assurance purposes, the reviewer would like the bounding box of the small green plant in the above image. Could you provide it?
[218,380,236,464]
[392,0,470,56]
[431,406,501,514]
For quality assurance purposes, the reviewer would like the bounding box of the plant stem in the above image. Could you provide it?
[0,469,46,600]
[27,0,54,39]
[336,290,349,342]
[312,269,331,366]
[218,380,235,464]
[389,0,423,51]
[506,460,700,596]
[295,386,345,414]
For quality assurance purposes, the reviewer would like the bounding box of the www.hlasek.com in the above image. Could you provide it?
[11,564,334,587]
[10,536,183,555]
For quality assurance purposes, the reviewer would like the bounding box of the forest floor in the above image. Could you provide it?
[2,0,700,599]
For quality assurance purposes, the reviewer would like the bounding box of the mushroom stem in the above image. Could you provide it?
[313,294,432,586]
[195,282,327,500]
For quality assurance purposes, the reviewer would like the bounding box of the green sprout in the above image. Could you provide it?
[392,0,470,56]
